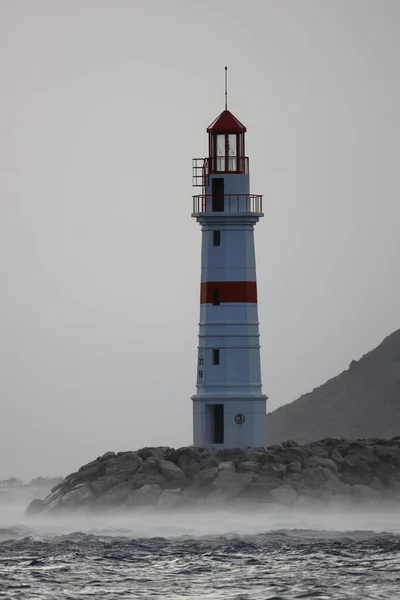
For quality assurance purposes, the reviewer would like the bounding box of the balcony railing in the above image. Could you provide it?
[192,158,209,187]
[192,157,250,187]
[192,194,263,214]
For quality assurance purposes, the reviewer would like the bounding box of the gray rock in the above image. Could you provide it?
[284,472,312,492]
[305,456,339,472]
[158,460,185,480]
[182,484,209,504]
[141,457,160,475]
[375,445,400,463]
[217,461,235,473]
[58,483,94,508]
[97,482,132,507]
[128,484,162,507]
[177,455,201,479]
[137,447,170,461]
[276,447,310,466]
[210,471,256,501]
[302,467,338,488]
[282,440,299,448]
[261,463,286,479]
[342,454,372,472]
[105,453,143,478]
[161,477,192,491]
[264,452,285,465]
[238,461,261,474]
[195,467,218,485]
[215,448,245,464]
[247,476,282,494]
[91,475,127,496]
[199,453,219,468]
[244,450,267,464]
[269,484,298,506]
[350,485,382,502]
[130,472,167,490]
[157,488,184,510]
[322,479,351,496]
[347,445,381,467]
[330,448,344,466]
[306,443,329,458]
[286,460,302,474]
[26,499,46,516]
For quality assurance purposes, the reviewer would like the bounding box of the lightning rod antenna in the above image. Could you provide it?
[225,66,228,110]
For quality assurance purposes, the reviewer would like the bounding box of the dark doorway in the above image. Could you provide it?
[212,178,224,212]
[212,404,224,443]
[213,230,221,246]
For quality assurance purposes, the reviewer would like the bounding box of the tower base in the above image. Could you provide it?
[192,395,267,449]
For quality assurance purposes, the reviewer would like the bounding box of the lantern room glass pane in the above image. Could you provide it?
[228,134,237,171]
[228,134,237,156]
[216,134,225,171]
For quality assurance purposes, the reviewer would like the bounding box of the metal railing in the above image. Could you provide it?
[192,158,208,187]
[192,194,263,214]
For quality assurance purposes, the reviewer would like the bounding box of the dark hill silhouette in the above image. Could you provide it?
[267,329,400,445]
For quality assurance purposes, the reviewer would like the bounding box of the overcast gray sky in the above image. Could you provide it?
[1,0,399,480]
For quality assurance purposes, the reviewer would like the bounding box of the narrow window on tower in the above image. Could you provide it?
[212,349,220,365]
[212,289,220,306]
[213,230,221,246]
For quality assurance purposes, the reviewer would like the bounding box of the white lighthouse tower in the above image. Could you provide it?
[191,92,267,449]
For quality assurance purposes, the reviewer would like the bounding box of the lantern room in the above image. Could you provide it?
[207,110,247,174]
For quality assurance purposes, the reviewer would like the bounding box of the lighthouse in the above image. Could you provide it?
[191,95,267,449]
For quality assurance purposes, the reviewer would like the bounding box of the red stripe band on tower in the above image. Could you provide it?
[200,281,257,304]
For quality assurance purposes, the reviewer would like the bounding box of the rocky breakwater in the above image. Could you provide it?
[27,437,400,515]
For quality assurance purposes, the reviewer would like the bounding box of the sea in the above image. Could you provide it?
[1,502,400,600]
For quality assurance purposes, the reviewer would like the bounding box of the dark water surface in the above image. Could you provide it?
[1,509,400,599]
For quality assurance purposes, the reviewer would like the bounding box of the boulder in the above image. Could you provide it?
[261,463,286,479]
[306,443,328,458]
[217,461,235,473]
[276,447,309,466]
[130,472,167,490]
[215,448,245,464]
[238,461,261,474]
[105,453,143,478]
[209,471,256,501]
[330,448,344,466]
[137,447,170,461]
[195,467,218,485]
[244,450,267,464]
[301,467,339,488]
[246,476,282,495]
[26,499,46,516]
[375,445,400,463]
[57,483,94,509]
[177,455,201,479]
[350,485,382,503]
[161,477,192,491]
[264,452,285,465]
[97,482,132,507]
[281,440,299,448]
[128,484,162,507]
[269,484,298,506]
[305,456,339,472]
[286,460,302,474]
[347,445,381,467]
[157,488,184,510]
[158,460,185,480]
[91,475,127,496]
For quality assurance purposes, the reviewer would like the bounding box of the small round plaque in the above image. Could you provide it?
[235,413,245,425]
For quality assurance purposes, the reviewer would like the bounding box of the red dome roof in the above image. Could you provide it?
[207,110,246,134]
